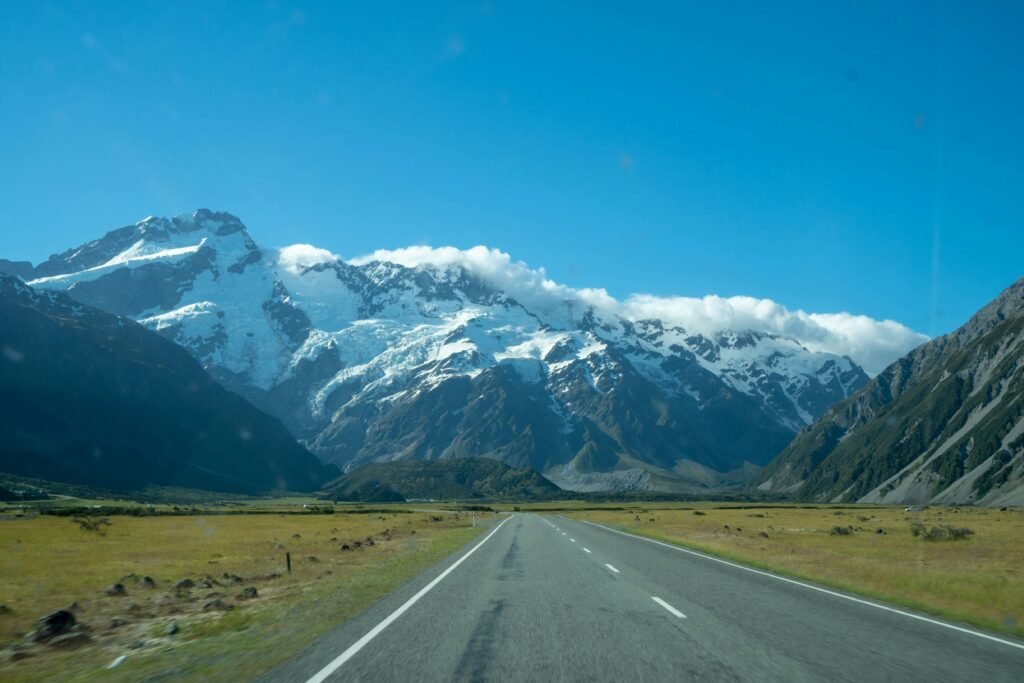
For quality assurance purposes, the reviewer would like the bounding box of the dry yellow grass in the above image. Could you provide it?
[557,503,1023,637]
[0,507,486,681]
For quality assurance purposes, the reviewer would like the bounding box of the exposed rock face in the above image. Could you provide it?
[25,210,870,492]
[756,277,1024,506]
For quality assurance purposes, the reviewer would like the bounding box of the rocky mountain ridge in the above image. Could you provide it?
[755,276,1024,505]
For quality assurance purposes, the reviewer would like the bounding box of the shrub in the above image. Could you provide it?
[911,523,975,541]
[830,526,853,536]
[72,516,112,535]
[943,526,975,541]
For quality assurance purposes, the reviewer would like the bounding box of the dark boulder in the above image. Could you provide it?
[173,578,195,592]
[238,587,258,600]
[32,610,76,642]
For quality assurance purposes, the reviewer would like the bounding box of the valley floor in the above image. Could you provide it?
[1,500,1021,681]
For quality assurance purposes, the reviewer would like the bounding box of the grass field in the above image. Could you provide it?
[539,502,1024,637]
[0,504,489,681]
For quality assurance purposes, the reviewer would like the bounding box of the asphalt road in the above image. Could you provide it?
[264,513,1024,682]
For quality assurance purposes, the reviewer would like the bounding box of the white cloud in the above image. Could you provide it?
[347,245,928,375]
[278,244,340,274]
[618,295,928,375]
[349,246,575,307]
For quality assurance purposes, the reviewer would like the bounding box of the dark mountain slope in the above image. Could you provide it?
[321,457,563,501]
[0,275,337,493]
[756,277,1024,506]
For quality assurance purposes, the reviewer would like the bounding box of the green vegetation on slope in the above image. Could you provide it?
[320,457,563,501]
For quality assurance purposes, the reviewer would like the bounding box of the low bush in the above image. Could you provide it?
[911,522,975,541]
[71,516,112,535]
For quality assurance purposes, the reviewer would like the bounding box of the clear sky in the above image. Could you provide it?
[2,1,1021,337]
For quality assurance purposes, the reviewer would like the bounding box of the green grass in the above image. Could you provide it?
[0,506,487,681]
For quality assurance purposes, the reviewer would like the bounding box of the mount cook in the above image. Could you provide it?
[21,210,872,492]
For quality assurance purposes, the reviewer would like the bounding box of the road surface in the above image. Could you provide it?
[264,513,1024,682]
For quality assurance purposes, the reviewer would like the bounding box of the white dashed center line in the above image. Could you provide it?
[570,538,576,543]
[583,548,592,554]
[652,597,686,619]
[605,563,620,574]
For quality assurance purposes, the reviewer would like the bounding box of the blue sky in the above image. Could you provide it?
[1,1,1021,338]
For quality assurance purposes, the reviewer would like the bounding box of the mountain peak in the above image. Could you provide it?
[171,209,248,237]
[30,209,252,280]
[964,275,1024,333]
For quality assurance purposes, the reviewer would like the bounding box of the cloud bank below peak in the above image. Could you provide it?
[277,243,339,274]
[343,244,927,375]
[620,294,928,376]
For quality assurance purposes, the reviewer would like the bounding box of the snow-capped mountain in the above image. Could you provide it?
[23,210,868,491]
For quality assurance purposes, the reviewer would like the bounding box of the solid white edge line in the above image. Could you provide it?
[305,515,514,683]
[584,520,1024,652]
[604,563,620,574]
[652,597,687,619]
